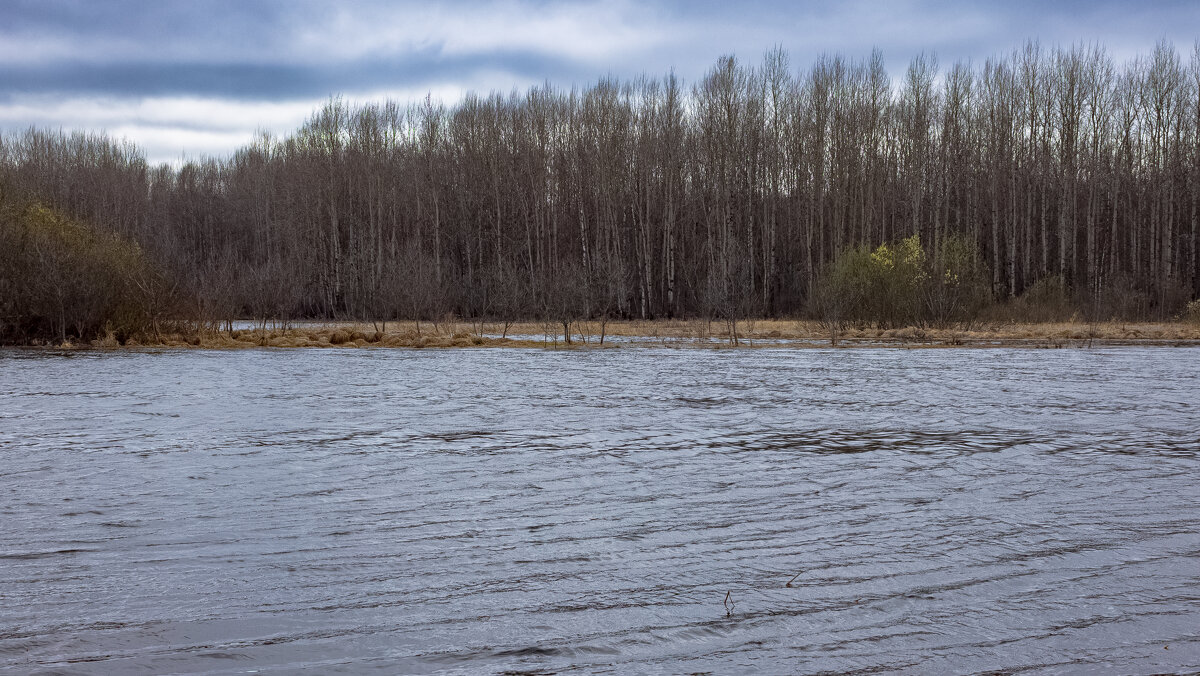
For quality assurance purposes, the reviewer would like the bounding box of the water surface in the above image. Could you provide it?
[1,347,1198,674]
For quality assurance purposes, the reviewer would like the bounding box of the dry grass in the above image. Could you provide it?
[148,325,546,350]
[435,318,1200,346]
[48,317,1200,351]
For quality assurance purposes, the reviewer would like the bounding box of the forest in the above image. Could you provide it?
[2,41,1200,343]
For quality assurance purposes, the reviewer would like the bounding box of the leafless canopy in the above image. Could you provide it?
[3,42,1199,334]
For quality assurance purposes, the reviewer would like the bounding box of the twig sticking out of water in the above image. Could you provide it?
[723,590,735,617]
[785,571,803,588]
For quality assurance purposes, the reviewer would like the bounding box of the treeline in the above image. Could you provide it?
[2,41,1200,341]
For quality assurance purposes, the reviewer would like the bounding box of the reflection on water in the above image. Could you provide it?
[1,347,1198,674]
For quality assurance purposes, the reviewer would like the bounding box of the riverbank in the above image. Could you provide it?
[16,319,1200,350]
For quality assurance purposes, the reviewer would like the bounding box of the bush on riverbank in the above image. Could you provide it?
[811,233,991,332]
[0,192,172,344]
[1182,299,1200,325]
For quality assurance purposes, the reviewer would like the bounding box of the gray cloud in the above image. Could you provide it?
[0,51,582,100]
[6,0,1196,96]
[2,0,1195,164]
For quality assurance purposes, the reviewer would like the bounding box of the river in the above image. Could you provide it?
[1,346,1198,674]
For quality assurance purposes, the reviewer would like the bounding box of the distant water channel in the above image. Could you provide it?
[2,347,1198,674]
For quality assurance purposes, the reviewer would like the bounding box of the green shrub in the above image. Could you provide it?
[811,233,990,329]
[1182,299,1200,325]
[0,196,167,343]
[924,234,992,328]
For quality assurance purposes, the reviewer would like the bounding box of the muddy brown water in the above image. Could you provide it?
[1,347,1198,674]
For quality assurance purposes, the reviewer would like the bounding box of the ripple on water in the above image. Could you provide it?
[1,346,1198,673]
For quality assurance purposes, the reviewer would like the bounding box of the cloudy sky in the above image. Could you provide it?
[2,0,1195,164]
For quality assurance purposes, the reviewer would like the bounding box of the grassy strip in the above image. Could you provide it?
[21,318,1200,350]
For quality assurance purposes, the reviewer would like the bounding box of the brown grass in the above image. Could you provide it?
[42,317,1200,351]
